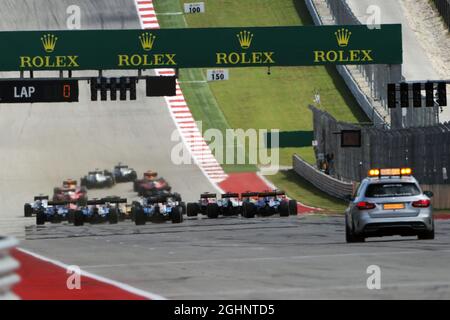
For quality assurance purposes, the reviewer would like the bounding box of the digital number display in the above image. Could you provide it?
[341,130,361,148]
[0,79,78,103]
[146,76,176,97]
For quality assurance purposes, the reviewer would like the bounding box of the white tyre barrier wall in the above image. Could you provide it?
[0,237,20,300]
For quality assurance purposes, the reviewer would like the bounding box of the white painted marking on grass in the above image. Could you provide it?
[178,80,208,84]
[157,12,184,16]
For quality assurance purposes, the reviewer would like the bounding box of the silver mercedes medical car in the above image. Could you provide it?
[345,168,435,243]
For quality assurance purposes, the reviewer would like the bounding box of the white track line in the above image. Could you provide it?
[133,0,228,187]
[17,248,166,300]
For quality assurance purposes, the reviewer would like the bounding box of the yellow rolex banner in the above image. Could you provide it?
[0,24,402,71]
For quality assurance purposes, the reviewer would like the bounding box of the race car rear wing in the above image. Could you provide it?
[200,193,217,199]
[221,193,239,198]
[114,163,129,169]
[144,171,158,177]
[57,188,77,192]
[63,180,77,185]
[47,200,77,206]
[34,195,49,201]
[87,198,127,205]
[105,198,127,204]
[147,195,167,204]
[241,192,259,198]
[147,193,180,204]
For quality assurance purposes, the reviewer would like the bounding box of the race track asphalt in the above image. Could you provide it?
[21,215,450,299]
[1,0,450,300]
[0,0,217,237]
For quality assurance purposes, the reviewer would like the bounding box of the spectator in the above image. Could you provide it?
[321,159,329,175]
[327,153,335,175]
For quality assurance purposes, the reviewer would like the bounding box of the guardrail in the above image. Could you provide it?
[0,237,20,300]
[293,154,354,199]
[303,0,322,25]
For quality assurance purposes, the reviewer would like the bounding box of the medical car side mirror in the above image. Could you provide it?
[423,191,434,198]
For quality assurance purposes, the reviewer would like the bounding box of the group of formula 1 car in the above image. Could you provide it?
[24,163,298,227]
[187,191,298,218]
[24,192,128,227]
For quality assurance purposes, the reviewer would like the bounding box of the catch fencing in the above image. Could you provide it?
[312,0,438,127]
[433,0,450,30]
[310,105,450,186]
[323,0,392,116]
[307,105,450,208]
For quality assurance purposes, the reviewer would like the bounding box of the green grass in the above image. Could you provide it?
[154,0,367,169]
[153,0,367,208]
[269,170,348,213]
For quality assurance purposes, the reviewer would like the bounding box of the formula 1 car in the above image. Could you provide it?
[112,163,137,183]
[24,195,49,217]
[32,199,78,225]
[133,170,158,192]
[131,193,184,225]
[72,197,127,226]
[217,193,242,216]
[80,169,115,189]
[241,191,297,218]
[53,179,88,202]
[186,193,241,218]
[186,193,220,218]
[136,177,172,197]
[103,195,132,218]
[62,178,78,189]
